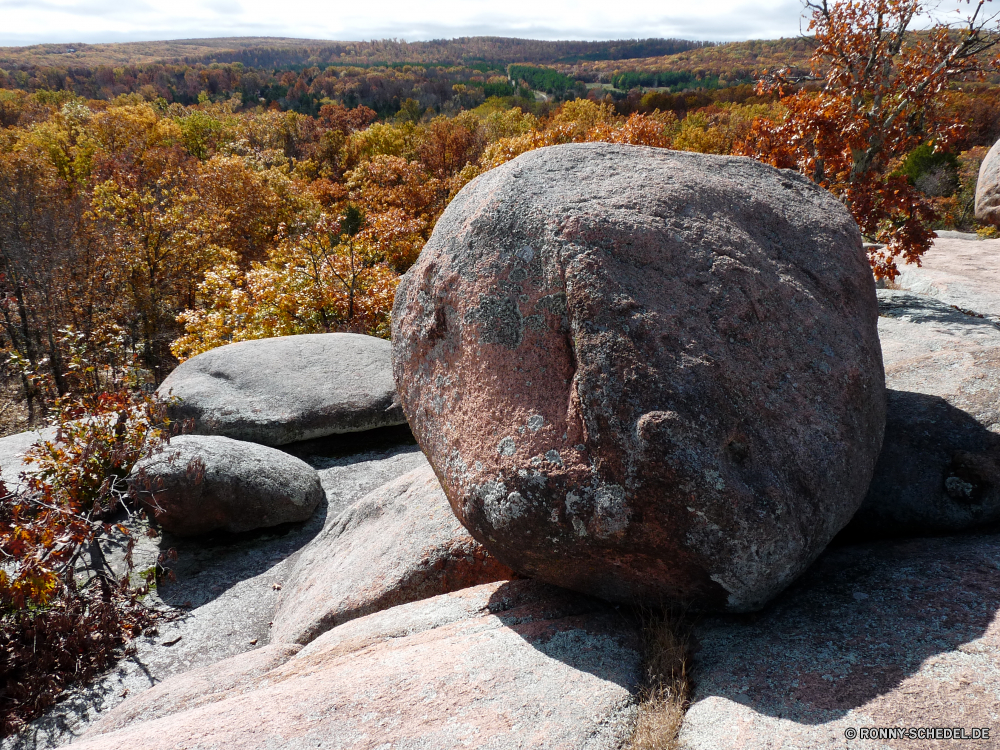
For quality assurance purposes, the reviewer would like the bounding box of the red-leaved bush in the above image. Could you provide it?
[0,389,173,735]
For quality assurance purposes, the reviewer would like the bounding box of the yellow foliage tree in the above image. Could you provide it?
[172,207,399,359]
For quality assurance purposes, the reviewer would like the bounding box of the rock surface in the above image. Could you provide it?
[846,289,1000,537]
[678,533,1000,749]
[852,387,1000,537]
[130,435,323,536]
[4,437,423,750]
[301,435,428,529]
[85,643,302,736]
[893,235,1000,321]
[392,142,886,612]
[73,580,642,750]
[0,426,57,485]
[272,463,515,644]
[158,333,406,446]
[974,137,1000,225]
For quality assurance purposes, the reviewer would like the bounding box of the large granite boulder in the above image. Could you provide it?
[272,463,515,644]
[73,580,642,750]
[392,142,886,612]
[130,435,323,536]
[158,333,406,446]
[974,138,1000,225]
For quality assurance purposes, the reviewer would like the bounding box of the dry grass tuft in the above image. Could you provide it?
[629,611,691,750]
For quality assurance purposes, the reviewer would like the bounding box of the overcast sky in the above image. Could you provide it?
[0,0,810,47]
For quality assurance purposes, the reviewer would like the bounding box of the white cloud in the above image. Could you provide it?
[0,0,808,46]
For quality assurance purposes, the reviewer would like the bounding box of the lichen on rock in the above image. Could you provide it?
[392,142,886,612]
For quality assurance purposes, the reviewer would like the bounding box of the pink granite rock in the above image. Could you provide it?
[85,643,301,736]
[678,533,1000,749]
[392,142,886,612]
[974,138,1000,225]
[271,464,515,644]
[74,580,642,750]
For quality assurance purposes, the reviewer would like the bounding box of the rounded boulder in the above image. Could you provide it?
[130,435,323,536]
[975,137,1000,226]
[158,333,406,446]
[392,142,886,611]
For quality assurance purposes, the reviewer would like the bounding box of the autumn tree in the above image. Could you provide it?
[171,206,401,359]
[0,138,109,416]
[738,0,1000,277]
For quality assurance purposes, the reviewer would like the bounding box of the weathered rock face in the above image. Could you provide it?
[678,533,1000,749]
[84,643,302,737]
[130,435,323,536]
[392,142,886,612]
[73,580,642,750]
[158,333,406,446]
[975,138,1000,225]
[272,463,515,644]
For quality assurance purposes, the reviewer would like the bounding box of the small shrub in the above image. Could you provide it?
[0,387,174,735]
[901,144,959,196]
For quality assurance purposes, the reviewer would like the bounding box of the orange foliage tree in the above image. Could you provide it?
[737,0,1000,278]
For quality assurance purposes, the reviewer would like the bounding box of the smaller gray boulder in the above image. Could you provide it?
[130,435,323,536]
[158,333,406,446]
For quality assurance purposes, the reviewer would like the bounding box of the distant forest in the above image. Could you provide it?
[181,37,720,67]
[0,37,718,68]
[0,36,804,118]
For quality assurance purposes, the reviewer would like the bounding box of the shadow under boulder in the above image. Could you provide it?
[844,390,1000,540]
